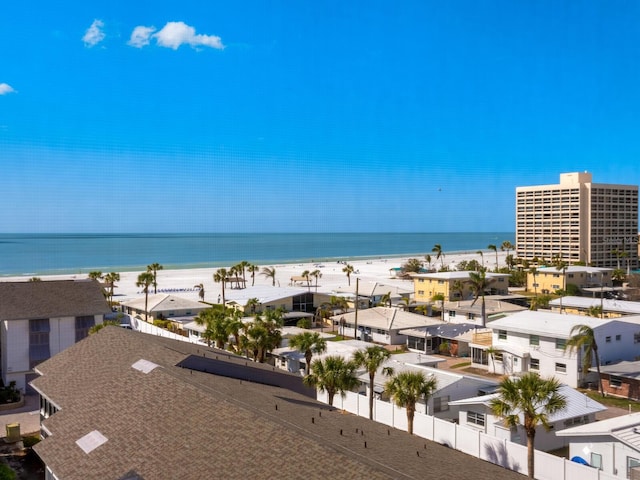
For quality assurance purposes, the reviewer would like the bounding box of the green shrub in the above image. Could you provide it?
[296,318,312,329]
[0,463,16,480]
[22,435,41,448]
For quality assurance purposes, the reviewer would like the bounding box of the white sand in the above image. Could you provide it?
[1,251,508,304]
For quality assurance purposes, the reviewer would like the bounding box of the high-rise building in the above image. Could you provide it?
[516,172,638,269]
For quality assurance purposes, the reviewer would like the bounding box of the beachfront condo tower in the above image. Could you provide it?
[515,172,638,269]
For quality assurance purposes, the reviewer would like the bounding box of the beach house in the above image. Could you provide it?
[527,266,613,296]
[0,279,110,391]
[412,271,510,303]
[469,310,640,388]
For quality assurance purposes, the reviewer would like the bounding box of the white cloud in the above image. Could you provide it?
[83,19,106,47]
[0,83,15,95]
[153,21,224,50]
[128,25,156,48]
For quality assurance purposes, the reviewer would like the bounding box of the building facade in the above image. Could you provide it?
[516,172,638,269]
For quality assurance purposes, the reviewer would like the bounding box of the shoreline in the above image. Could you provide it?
[1,250,509,303]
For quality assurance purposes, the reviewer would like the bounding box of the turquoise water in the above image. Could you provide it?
[0,232,514,276]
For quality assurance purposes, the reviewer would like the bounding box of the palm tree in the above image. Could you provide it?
[353,346,393,420]
[489,373,567,479]
[237,260,250,286]
[289,332,327,375]
[226,310,245,353]
[378,291,392,307]
[310,269,322,292]
[476,250,484,268]
[213,268,228,308]
[147,263,163,294]
[260,266,277,286]
[565,324,603,396]
[194,283,205,302]
[468,269,494,327]
[342,264,354,286]
[301,270,311,291]
[529,267,538,296]
[451,280,465,301]
[88,271,103,281]
[424,254,432,271]
[247,264,259,286]
[241,312,283,362]
[553,256,567,313]
[244,297,261,315]
[431,293,445,321]
[103,272,120,304]
[488,244,498,271]
[303,356,359,406]
[136,271,155,322]
[385,371,437,435]
[500,241,514,266]
[194,308,229,348]
[398,298,416,311]
[432,244,445,270]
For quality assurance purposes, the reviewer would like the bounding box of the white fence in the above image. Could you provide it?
[318,390,618,480]
[130,317,199,343]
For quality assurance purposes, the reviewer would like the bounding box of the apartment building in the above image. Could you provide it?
[516,172,638,269]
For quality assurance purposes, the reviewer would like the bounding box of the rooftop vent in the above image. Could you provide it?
[76,430,108,454]
[132,359,159,374]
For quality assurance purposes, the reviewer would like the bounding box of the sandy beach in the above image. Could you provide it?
[2,251,508,304]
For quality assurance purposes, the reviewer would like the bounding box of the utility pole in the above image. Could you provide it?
[354,277,359,340]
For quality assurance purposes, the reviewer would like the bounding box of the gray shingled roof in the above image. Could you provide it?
[32,328,522,480]
[0,280,111,321]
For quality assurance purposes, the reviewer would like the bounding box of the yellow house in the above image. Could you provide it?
[527,266,613,295]
[412,271,510,302]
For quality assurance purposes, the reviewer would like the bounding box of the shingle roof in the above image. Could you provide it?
[32,328,522,480]
[0,280,111,320]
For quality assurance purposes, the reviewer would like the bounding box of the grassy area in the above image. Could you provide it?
[450,361,472,369]
[582,390,640,412]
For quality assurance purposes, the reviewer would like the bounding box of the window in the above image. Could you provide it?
[449,310,456,317]
[635,332,640,344]
[467,313,475,320]
[590,453,602,471]
[605,336,611,343]
[616,334,622,341]
[493,353,503,362]
[433,395,450,413]
[530,358,540,370]
[498,330,507,340]
[418,290,425,295]
[610,376,623,388]
[628,457,640,478]
[467,411,485,427]
[29,318,51,369]
[555,338,566,350]
[555,363,567,373]
[75,315,95,342]
[529,335,539,346]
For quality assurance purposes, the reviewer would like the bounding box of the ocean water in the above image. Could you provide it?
[0,233,514,276]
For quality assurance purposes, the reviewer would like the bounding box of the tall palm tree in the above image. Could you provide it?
[476,250,484,268]
[88,271,103,281]
[489,373,567,479]
[468,269,494,327]
[147,263,163,294]
[378,291,392,307]
[237,260,250,286]
[103,272,120,304]
[553,256,568,313]
[353,346,393,420]
[241,311,283,362]
[488,244,498,271]
[432,244,445,270]
[136,271,155,322]
[424,254,432,271]
[260,266,277,286]
[247,264,259,286]
[342,264,354,286]
[501,241,514,262]
[301,270,311,291]
[213,268,228,307]
[303,356,359,406]
[565,324,604,396]
[194,283,205,302]
[289,332,327,375]
[385,371,437,435]
[310,269,322,292]
[529,267,538,296]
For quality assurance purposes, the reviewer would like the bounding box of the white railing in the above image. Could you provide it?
[317,390,618,480]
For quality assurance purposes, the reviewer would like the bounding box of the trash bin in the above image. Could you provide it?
[5,422,20,443]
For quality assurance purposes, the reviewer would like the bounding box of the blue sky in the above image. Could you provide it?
[1,1,639,233]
